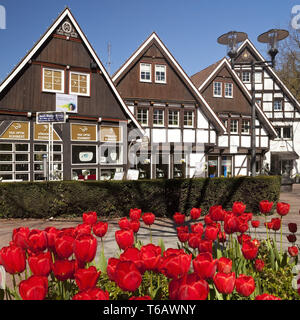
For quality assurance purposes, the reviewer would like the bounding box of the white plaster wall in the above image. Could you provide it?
[241,135,251,148]
[152,128,166,143]
[168,129,181,143]
[197,109,209,129]
[230,135,240,147]
[210,130,216,144]
[218,135,228,147]
[183,129,195,143]
[197,129,208,143]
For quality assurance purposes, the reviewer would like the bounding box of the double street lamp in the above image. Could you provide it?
[217,29,289,176]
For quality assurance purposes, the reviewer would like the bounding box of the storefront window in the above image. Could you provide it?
[72,168,97,180]
[155,153,169,179]
[100,168,123,181]
[137,156,151,179]
[221,156,232,177]
[100,145,123,165]
[208,156,218,178]
[72,145,97,164]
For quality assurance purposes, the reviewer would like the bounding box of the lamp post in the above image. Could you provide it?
[217,29,289,176]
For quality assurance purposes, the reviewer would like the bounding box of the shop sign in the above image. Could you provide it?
[100,126,122,143]
[71,124,97,141]
[34,123,61,141]
[56,93,78,113]
[0,121,29,140]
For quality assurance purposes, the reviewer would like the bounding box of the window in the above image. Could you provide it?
[137,108,148,126]
[224,83,233,98]
[241,120,250,134]
[69,72,90,96]
[242,71,251,83]
[230,119,238,133]
[274,99,283,111]
[140,63,151,82]
[184,111,194,128]
[275,127,292,139]
[71,145,97,165]
[0,143,30,181]
[100,145,123,165]
[42,68,64,93]
[255,72,262,83]
[153,109,164,126]
[155,65,166,83]
[221,156,232,177]
[213,82,222,97]
[168,110,179,127]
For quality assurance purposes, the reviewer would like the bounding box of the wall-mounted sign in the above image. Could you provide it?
[0,121,29,140]
[34,123,61,141]
[56,93,78,113]
[37,111,66,124]
[100,126,122,143]
[126,169,139,181]
[71,124,97,141]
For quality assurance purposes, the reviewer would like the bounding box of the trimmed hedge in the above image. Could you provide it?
[0,176,281,219]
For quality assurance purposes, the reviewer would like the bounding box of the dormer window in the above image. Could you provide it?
[69,71,90,96]
[242,71,251,83]
[42,68,64,93]
[140,63,151,82]
[155,65,166,83]
[225,83,233,98]
[213,82,222,97]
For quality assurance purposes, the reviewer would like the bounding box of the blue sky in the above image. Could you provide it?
[0,0,298,82]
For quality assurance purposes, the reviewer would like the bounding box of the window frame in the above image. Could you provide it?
[140,63,152,83]
[242,71,251,83]
[42,67,65,93]
[224,83,233,98]
[136,108,149,126]
[168,110,180,128]
[213,82,222,97]
[153,109,165,127]
[183,110,194,128]
[69,71,91,97]
[241,119,250,134]
[274,99,283,111]
[230,119,239,134]
[155,64,167,84]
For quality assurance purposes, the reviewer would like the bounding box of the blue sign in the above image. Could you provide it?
[36,112,66,124]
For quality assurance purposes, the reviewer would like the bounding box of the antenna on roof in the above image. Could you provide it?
[107,41,112,75]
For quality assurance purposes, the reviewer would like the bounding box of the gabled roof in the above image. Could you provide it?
[236,38,300,112]
[192,57,278,138]
[112,32,226,134]
[0,7,144,134]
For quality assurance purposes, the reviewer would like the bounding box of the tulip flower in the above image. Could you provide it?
[287,234,297,244]
[129,296,152,300]
[288,246,299,257]
[213,272,236,295]
[241,241,258,260]
[106,257,119,281]
[188,233,202,249]
[198,239,213,254]
[12,227,30,250]
[129,208,142,221]
[204,225,219,241]
[254,259,264,272]
[217,257,232,274]
[159,253,192,279]
[232,201,246,216]
[120,247,145,274]
[92,221,108,238]
[177,231,189,243]
[19,275,48,300]
[52,259,76,281]
[114,261,142,292]
[140,244,161,271]
[118,217,131,230]
[259,200,273,214]
[44,227,60,252]
[142,212,155,243]
[72,288,109,300]
[173,212,185,225]
[74,266,101,291]
[276,202,290,216]
[0,245,26,275]
[190,208,201,220]
[55,234,74,259]
[74,223,91,237]
[255,293,281,300]
[27,229,48,253]
[288,223,297,234]
[82,211,97,225]
[73,234,97,264]
[235,274,255,297]
[115,229,134,251]
[209,205,225,221]
[129,220,140,234]
[28,251,52,277]
[193,252,217,280]
[191,222,204,236]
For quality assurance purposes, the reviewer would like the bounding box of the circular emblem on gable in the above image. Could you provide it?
[62,21,72,34]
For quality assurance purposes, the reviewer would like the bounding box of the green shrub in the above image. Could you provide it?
[0,176,281,219]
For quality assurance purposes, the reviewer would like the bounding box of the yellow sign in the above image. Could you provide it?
[34,123,61,141]
[71,124,97,141]
[100,126,122,142]
[0,122,29,140]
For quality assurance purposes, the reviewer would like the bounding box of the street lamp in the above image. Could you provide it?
[217,29,289,176]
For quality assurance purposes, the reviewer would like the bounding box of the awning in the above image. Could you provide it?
[271,151,299,160]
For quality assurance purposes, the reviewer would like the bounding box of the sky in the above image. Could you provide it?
[0,0,298,82]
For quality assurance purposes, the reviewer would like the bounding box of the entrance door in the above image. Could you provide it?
[208,156,218,178]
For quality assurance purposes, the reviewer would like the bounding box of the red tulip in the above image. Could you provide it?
[259,200,273,214]
[74,223,91,237]
[129,296,152,300]
[114,261,142,292]
[27,229,48,253]
[163,248,185,257]
[213,272,236,294]
[28,251,52,277]
[169,273,209,300]
[73,234,97,264]
[255,293,281,300]
[129,208,142,221]
[232,201,246,216]
[204,214,214,225]
[241,241,258,260]
[115,229,134,250]
[224,214,238,234]
[251,220,260,228]
[173,212,185,225]
[129,220,140,233]
[140,244,161,271]
[217,257,232,274]
[287,234,297,243]
[19,275,48,300]
[142,212,155,226]
[177,231,189,243]
[276,202,290,216]
[271,218,281,231]
[118,217,130,230]
[106,257,119,281]
[0,245,26,274]
[120,247,145,273]
[12,227,29,250]
[82,211,97,225]
[44,227,60,252]
[74,266,101,291]
[55,233,74,259]
[209,205,225,221]
[204,225,219,241]
[198,239,213,254]
[190,208,201,220]
[92,221,108,238]
[159,253,192,279]
[288,246,299,257]
[237,234,251,245]
[73,288,109,300]
[60,227,76,238]
[193,252,217,280]
[254,259,264,272]
[218,231,226,243]
[235,274,255,297]
[191,222,204,235]
[52,259,76,281]
[188,233,202,249]
[288,223,297,234]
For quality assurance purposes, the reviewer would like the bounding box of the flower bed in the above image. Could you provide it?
[0,200,299,300]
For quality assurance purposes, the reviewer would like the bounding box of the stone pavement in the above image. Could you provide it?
[0,184,300,292]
